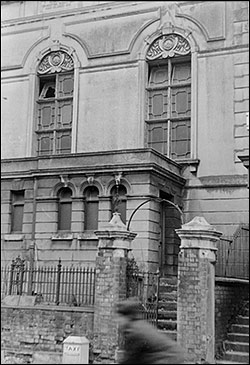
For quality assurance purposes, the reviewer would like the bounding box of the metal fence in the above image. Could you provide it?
[215,224,249,280]
[1,258,96,306]
[126,258,160,326]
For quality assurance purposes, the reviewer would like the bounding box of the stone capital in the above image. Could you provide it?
[176,216,222,250]
[95,213,137,250]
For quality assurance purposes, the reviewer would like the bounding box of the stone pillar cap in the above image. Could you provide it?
[95,213,137,241]
[176,216,222,244]
[181,216,216,231]
[107,212,127,231]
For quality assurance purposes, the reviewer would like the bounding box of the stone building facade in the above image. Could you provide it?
[1,1,249,277]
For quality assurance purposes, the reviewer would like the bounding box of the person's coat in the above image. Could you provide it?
[119,319,186,364]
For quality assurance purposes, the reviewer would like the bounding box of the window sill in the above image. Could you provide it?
[176,158,200,173]
[4,234,24,241]
[78,233,98,250]
[51,233,73,241]
[78,232,98,240]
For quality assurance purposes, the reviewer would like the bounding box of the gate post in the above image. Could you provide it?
[93,213,137,363]
[176,217,222,364]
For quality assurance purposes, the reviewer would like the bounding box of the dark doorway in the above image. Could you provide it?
[159,192,182,277]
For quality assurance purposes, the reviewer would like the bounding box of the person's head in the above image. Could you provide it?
[116,299,142,329]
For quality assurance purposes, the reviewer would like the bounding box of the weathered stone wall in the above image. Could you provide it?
[1,0,248,274]
[1,158,183,270]
[214,279,249,357]
[1,305,94,364]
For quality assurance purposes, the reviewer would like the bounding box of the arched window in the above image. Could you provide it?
[84,186,99,231]
[58,187,72,231]
[110,185,127,224]
[36,50,74,155]
[146,34,191,160]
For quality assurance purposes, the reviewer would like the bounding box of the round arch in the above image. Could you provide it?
[22,36,88,74]
[79,179,104,197]
[50,181,77,198]
[141,26,198,61]
[129,9,208,60]
[106,177,132,196]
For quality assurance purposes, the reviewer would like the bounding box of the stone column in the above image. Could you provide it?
[93,213,137,363]
[176,217,222,364]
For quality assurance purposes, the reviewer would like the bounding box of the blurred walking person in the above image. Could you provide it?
[116,299,187,364]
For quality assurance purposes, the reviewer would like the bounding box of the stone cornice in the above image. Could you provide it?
[1,148,186,186]
[1,2,160,28]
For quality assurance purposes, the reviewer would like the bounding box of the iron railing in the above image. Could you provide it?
[126,258,160,326]
[1,258,96,306]
[215,225,249,280]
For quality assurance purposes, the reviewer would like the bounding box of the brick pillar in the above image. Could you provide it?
[93,213,137,363]
[176,217,222,364]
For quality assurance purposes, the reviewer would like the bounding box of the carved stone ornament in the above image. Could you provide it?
[87,176,94,185]
[38,51,74,74]
[146,34,191,60]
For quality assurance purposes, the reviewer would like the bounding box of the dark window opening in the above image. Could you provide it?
[39,76,56,99]
[11,190,25,232]
[84,186,99,231]
[58,187,72,231]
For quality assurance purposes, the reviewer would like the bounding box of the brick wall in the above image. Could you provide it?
[1,305,94,364]
[215,279,249,357]
[178,248,212,362]
[93,243,130,362]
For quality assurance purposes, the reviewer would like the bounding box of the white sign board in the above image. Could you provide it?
[64,345,81,355]
[62,336,89,364]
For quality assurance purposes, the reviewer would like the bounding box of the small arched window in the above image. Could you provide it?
[36,50,74,155]
[110,185,127,224]
[58,187,72,231]
[146,34,191,160]
[84,186,99,231]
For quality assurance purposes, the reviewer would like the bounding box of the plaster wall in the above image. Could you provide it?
[1,79,30,158]
[77,66,140,152]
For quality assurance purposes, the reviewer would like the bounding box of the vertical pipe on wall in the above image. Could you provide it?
[191,50,198,159]
[137,55,147,148]
[26,73,36,157]
[71,65,80,153]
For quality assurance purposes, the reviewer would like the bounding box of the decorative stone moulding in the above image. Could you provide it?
[38,51,74,74]
[146,33,191,60]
